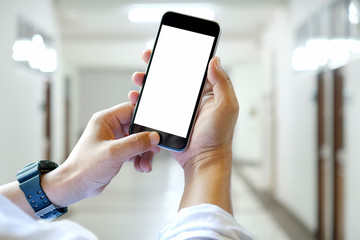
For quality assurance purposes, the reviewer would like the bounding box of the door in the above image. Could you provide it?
[45,81,51,160]
[317,69,338,240]
[317,71,326,240]
[333,68,344,240]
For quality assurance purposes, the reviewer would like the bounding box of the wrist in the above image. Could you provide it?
[41,163,79,208]
[180,144,234,214]
[183,144,233,177]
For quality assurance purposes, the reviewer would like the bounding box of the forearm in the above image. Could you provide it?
[0,181,37,218]
[180,146,233,215]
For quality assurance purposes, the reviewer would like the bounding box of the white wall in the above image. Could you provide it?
[343,60,360,240]
[232,59,263,163]
[276,71,317,231]
[260,4,320,231]
[258,0,360,234]
[262,0,360,237]
[0,0,62,184]
[290,0,330,27]
[61,60,83,152]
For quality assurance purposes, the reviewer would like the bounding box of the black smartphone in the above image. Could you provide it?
[129,11,221,152]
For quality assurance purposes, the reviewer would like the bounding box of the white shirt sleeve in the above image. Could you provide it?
[159,204,256,240]
[0,194,97,240]
[1,194,255,240]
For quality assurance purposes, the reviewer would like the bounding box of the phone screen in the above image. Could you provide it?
[134,25,215,138]
[130,12,220,151]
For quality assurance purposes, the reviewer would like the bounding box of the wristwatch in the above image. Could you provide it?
[16,160,68,220]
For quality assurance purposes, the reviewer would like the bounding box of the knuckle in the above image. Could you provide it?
[102,143,118,160]
[106,133,152,161]
[222,97,239,114]
[90,111,105,123]
[131,133,150,153]
[107,144,118,158]
[231,99,240,114]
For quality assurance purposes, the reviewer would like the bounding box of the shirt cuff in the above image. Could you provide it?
[159,203,255,240]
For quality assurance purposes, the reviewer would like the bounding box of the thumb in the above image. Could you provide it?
[208,57,239,116]
[110,132,160,161]
[207,57,237,107]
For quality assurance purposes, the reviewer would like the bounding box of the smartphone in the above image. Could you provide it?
[129,11,221,152]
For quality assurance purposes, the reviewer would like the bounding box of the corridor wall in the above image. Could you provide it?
[0,0,63,184]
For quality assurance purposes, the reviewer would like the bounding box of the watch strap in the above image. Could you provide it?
[17,161,68,220]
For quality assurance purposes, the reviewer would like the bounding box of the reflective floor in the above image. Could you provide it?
[64,151,307,239]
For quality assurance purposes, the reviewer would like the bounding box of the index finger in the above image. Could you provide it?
[142,49,152,64]
[92,103,135,140]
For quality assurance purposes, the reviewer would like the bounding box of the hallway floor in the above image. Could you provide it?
[64,151,313,239]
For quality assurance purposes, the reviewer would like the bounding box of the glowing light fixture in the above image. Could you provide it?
[349,2,360,24]
[12,34,57,73]
[292,38,360,71]
[128,3,215,23]
[12,39,33,61]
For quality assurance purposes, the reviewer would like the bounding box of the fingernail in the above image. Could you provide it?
[215,57,222,69]
[145,166,152,173]
[149,132,160,145]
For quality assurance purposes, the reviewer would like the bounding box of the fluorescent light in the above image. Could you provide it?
[292,47,320,71]
[128,4,215,23]
[305,39,330,66]
[348,39,360,53]
[12,34,57,73]
[349,2,360,24]
[328,40,350,61]
[12,40,33,61]
[292,38,360,71]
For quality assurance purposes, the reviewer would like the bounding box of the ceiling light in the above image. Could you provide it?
[12,34,57,73]
[349,2,360,24]
[292,38,360,71]
[128,3,216,23]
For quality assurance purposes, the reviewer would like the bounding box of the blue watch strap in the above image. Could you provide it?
[17,161,68,220]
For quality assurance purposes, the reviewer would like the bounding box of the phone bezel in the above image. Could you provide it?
[130,11,220,152]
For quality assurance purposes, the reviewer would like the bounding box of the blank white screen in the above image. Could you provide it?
[134,25,215,138]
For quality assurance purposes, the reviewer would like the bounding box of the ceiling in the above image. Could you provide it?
[56,0,288,41]
[55,0,289,69]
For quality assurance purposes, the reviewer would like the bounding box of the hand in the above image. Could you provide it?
[42,103,160,208]
[131,50,238,214]
[130,50,239,171]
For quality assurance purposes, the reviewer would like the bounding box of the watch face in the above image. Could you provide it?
[38,160,58,173]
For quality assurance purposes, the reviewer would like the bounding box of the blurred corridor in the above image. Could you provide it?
[1,0,360,239]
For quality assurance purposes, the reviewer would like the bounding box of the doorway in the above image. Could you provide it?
[333,67,344,240]
[45,81,51,160]
[316,67,345,240]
